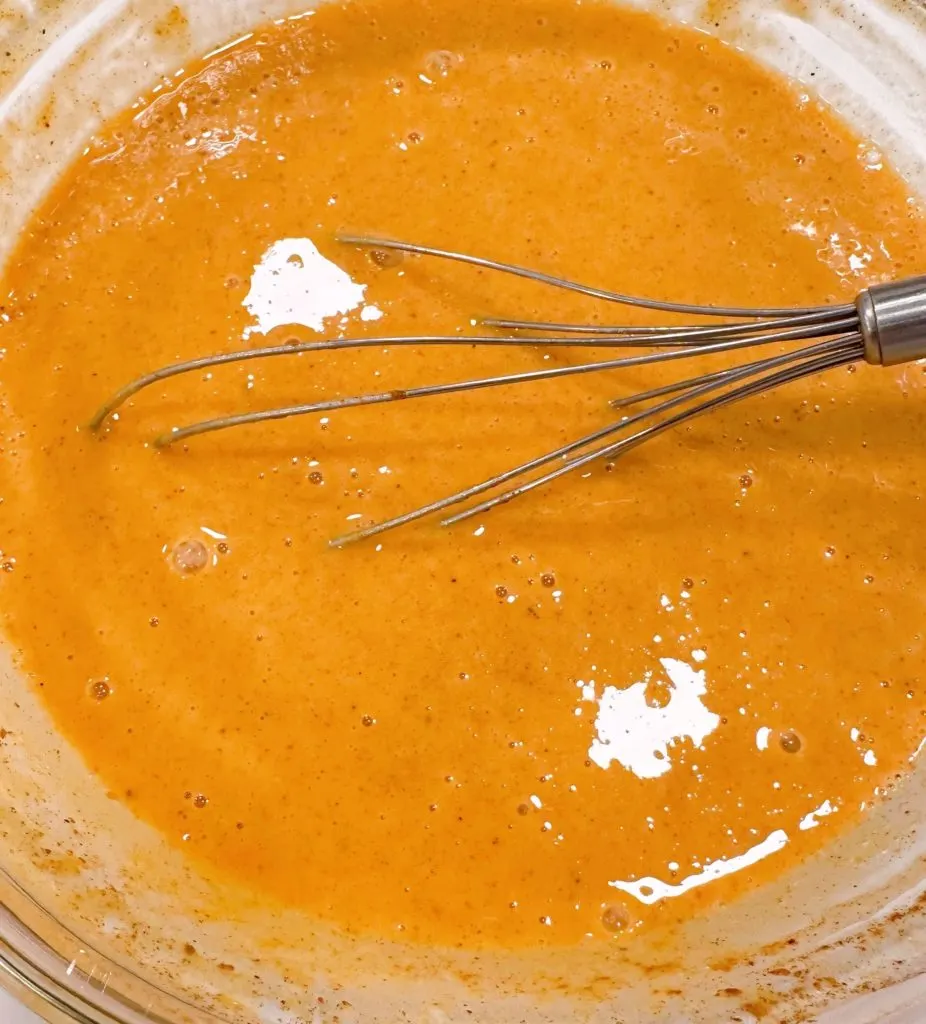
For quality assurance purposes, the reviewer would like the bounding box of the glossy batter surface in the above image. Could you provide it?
[1,0,925,949]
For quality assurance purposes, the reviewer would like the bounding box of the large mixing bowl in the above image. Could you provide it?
[2,1,926,1020]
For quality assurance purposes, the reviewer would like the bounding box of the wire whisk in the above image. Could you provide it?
[89,236,926,546]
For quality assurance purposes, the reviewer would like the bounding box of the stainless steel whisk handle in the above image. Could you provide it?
[858,275,926,367]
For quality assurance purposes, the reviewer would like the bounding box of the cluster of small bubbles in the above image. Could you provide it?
[682,577,694,590]
[308,471,324,485]
[495,584,509,599]
[361,714,376,727]
[779,730,803,754]
[367,248,404,270]
[149,616,160,628]
[540,573,556,588]
[739,473,753,488]
[859,145,883,171]
[406,130,423,145]
[89,679,112,701]
[192,794,209,809]
[171,538,209,575]
[601,903,630,932]
[1,559,16,573]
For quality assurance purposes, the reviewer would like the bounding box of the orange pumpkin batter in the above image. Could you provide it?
[1,0,925,950]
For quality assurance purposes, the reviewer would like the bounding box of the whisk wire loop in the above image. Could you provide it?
[89,235,926,545]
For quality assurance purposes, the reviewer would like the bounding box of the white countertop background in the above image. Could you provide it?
[0,987,40,1021]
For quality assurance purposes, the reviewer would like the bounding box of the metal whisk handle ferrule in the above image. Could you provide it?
[858,275,926,367]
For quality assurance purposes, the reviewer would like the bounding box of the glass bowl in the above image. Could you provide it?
[1,1,926,1020]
